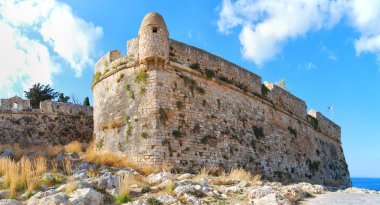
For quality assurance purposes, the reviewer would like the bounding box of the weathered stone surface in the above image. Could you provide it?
[157,194,183,205]
[0,199,22,205]
[69,188,103,205]
[147,172,172,184]
[93,12,351,187]
[27,192,71,205]
[251,193,292,205]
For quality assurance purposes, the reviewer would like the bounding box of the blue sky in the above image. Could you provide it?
[1,0,380,178]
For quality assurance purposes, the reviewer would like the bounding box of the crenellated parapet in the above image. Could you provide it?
[308,109,341,142]
[263,82,307,120]
[169,40,262,95]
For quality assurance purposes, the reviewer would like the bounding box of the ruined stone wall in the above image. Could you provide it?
[0,100,93,146]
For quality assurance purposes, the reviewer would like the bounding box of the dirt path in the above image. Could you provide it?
[301,192,380,205]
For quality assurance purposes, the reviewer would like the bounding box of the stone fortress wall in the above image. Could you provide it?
[92,12,350,186]
[0,96,93,146]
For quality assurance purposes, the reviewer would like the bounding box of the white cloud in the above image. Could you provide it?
[0,0,102,98]
[217,0,380,66]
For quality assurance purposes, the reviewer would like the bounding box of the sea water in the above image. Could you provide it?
[351,178,380,191]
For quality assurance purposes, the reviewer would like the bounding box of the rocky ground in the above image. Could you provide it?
[0,146,379,205]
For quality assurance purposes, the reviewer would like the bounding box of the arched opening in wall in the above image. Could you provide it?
[152,27,158,33]
[13,102,18,109]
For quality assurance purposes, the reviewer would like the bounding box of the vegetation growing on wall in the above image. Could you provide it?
[200,135,215,144]
[176,100,183,110]
[261,84,270,97]
[116,74,125,83]
[172,129,183,139]
[125,85,135,100]
[196,86,205,95]
[309,116,319,130]
[205,69,215,79]
[252,126,265,139]
[159,108,168,124]
[219,76,232,84]
[189,62,200,71]
[134,68,148,96]
[96,139,104,149]
[125,115,132,139]
[140,132,148,139]
[288,126,297,137]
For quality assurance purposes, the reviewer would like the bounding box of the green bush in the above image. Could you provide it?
[196,86,205,95]
[141,132,148,139]
[159,108,168,124]
[96,139,104,149]
[172,130,182,139]
[189,62,200,71]
[252,126,265,139]
[201,135,214,144]
[176,100,183,110]
[205,69,215,79]
[134,68,148,83]
[93,72,102,84]
[125,84,135,99]
[115,195,132,204]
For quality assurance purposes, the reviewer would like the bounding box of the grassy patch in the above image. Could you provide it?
[116,74,125,83]
[196,86,205,95]
[309,116,319,129]
[288,126,297,137]
[252,126,265,139]
[96,139,104,149]
[205,69,215,79]
[219,76,232,84]
[176,100,183,110]
[93,72,101,84]
[261,84,270,97]
[134,68,148,83]
[172,129,183,139]
[159,108,168,124]
[140,132,148,139]
[200,135,215,144]
[125,84,135,100]
[189,62,200,71]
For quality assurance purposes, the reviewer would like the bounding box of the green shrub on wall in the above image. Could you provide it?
[93,72,102,84]
[205,69,215,79]
[159,108,168,124]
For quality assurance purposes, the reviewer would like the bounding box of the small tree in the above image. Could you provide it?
[57,93,70,103]
[83,97,90,106]
[276,78,288,91]
[24,83,59,108]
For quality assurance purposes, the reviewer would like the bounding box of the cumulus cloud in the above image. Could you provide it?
[0,0,102,97]
[217,0,380,66]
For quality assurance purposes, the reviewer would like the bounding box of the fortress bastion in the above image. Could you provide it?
[92,12,350,186]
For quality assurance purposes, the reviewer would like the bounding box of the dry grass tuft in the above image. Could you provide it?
[47,145,63,158]
[192,167,210,182]
[63,157,72,175]
[64,181,77,194]
[35,156,47,176]
[229,168,261,182]
[64,141,83,154]
[115,174,134,203]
